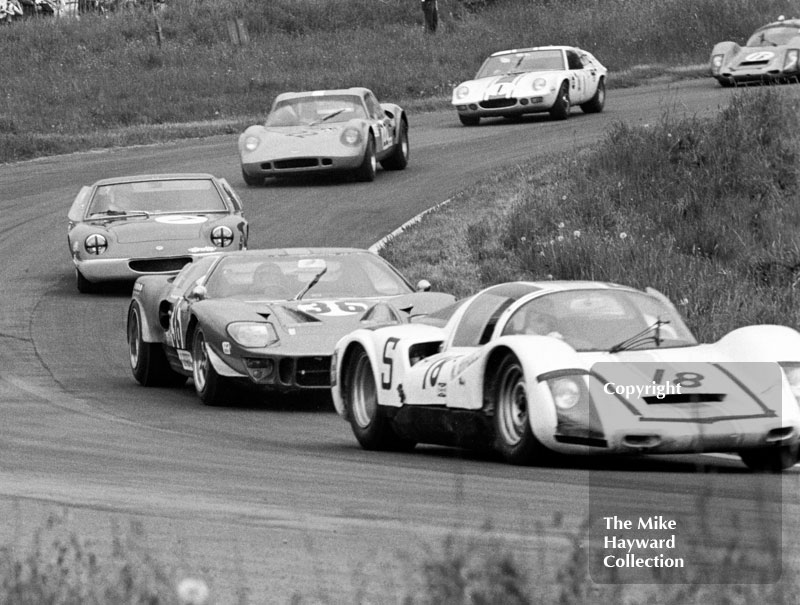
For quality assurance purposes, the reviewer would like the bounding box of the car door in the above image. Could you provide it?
[166,255,219,350]
[578,51,601,99]
[364,92,392,152]
[565,49,588,103]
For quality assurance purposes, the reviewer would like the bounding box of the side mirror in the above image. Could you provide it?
[416,279,431,292]
[187,285,207,301]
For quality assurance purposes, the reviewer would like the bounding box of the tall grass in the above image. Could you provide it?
[382,88,800,342]
[1,0,798,161]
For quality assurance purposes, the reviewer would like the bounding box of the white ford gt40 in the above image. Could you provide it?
[331,281,800,471]
[452,45,607,125]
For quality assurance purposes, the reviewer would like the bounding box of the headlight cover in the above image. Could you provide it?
[211,225,234,247]
[454,85,470,100]
[227,322,279,348]
[711,54,724,72]
[783,49,799,71]
[532,78,548,91]
[548,376,582,410]
[243,135,260,152]
[340,127,362,146]
[84,233,108,255]
[780,362,800,402]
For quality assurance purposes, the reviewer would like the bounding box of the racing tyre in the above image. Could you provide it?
[580,77,605,113]
[192,325,231,406]
[492,353,547,465]
[549,82,570,120]
[354,135,377,182]
[241,168,263,187]
[128,303,186,387]
[459,114,480,126]
[344,347,415,451]
[380,119,409,170]
[739,444,799,473]
[76,269,97,294]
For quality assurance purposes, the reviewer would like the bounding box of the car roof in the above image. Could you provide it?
[490,45,574,57]
[757,17,800,30]
[482,280,639,295]
[214,247,376,259]
[90,173,219,187]
[274,88,371,102]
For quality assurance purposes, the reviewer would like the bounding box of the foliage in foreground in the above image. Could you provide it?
[1,0,798,161]
[382,87,800,342]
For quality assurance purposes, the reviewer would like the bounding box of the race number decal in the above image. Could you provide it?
[155,215,208,225]
[381,337,400,389]
[297,301,369,316]
[744,51,774,62]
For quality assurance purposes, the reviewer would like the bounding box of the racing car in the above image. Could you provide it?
[67,174,248,293]
[331,281,800,471]
[238,87,409,185]
[451,45,607,125]
[127,248,454,406]
[710,16,800,86]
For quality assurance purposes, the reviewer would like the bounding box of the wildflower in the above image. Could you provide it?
[177,578,210,605]
[561,195,567,201]
[680,297,689,306]
[557,235,565,242]
[573,230,581,238]
[546,274,554,280]
[520,236,527,243]
[619,232,628,240]
[558,222,565,229]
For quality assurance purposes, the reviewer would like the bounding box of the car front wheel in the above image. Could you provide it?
[580,77,605,113]
[354,135,377,182]
[192,325,230,406]
[345,347,415,451]
[739,444,798,473]
[549,82,570,120]
[459,114,480,126]
[492,353,547,465]
[380,119,409,170]
[241,168,263,187]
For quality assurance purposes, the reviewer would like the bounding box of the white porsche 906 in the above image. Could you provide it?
[710,16,800,86]
[452,45,607,126]
[238,87,409,185]
[331,281,800,471]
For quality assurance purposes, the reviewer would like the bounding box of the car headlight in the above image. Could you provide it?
[84,233,108,255]
[227,322,279,348]
[783,49,799,71]
[454,85,470,100]
[532,78,547,91]
[780,362,800,402]
[548,376,582,410]
[711,54,724,70]
[340,127,362,146]
[243,135,260,152]
[211,225,234,247]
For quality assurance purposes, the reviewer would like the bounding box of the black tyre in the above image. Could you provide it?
[549,82,570,120]
[191,325,231,406]
[344,347,415,451]
[76,269,97,294]
[354,135,377,182]
[492,353,547,465]
[380,119,409,170]
[580,77,605,114]
[128,303,186,387]
[739,444,799,473]
[717,77,735,88]
[459,114,480,126]
[241,168,263,187]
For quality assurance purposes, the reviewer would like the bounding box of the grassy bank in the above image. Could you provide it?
[381,87,800,342]
[2,0,798,162]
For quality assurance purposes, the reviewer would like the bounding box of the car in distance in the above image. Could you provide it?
[127,248,454,406]
[710,16,800,86]
[452,45,607,125]
[238,87,409,185]
[67,174,248,293]
[331,281,800,471]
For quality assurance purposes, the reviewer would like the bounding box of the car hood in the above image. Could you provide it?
[725,45,790,69]
[454,72,561,102]
[108,216,212,243]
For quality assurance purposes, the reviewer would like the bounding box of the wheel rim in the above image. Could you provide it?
[192,331,209,392]
[401,129,409,159]
[369,148,377,174]
[497,362,527,445]
[128,307,141,369]
[562,88,570,112]
[351,355,377,428]
[597,83,605,104]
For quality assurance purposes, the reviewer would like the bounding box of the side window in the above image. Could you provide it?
[567,51,583,70]
[364,94,383,120]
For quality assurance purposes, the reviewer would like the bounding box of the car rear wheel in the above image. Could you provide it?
[459,114,480,126]
[492,353,547,465]
[580,77,605,113]
[380,119,409,170]
[354,134,377,182]
[549,82,570,120]
[192,326,230,406]
[739,445,799,473]
[345,347,415,451]
[128,303,186,387]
